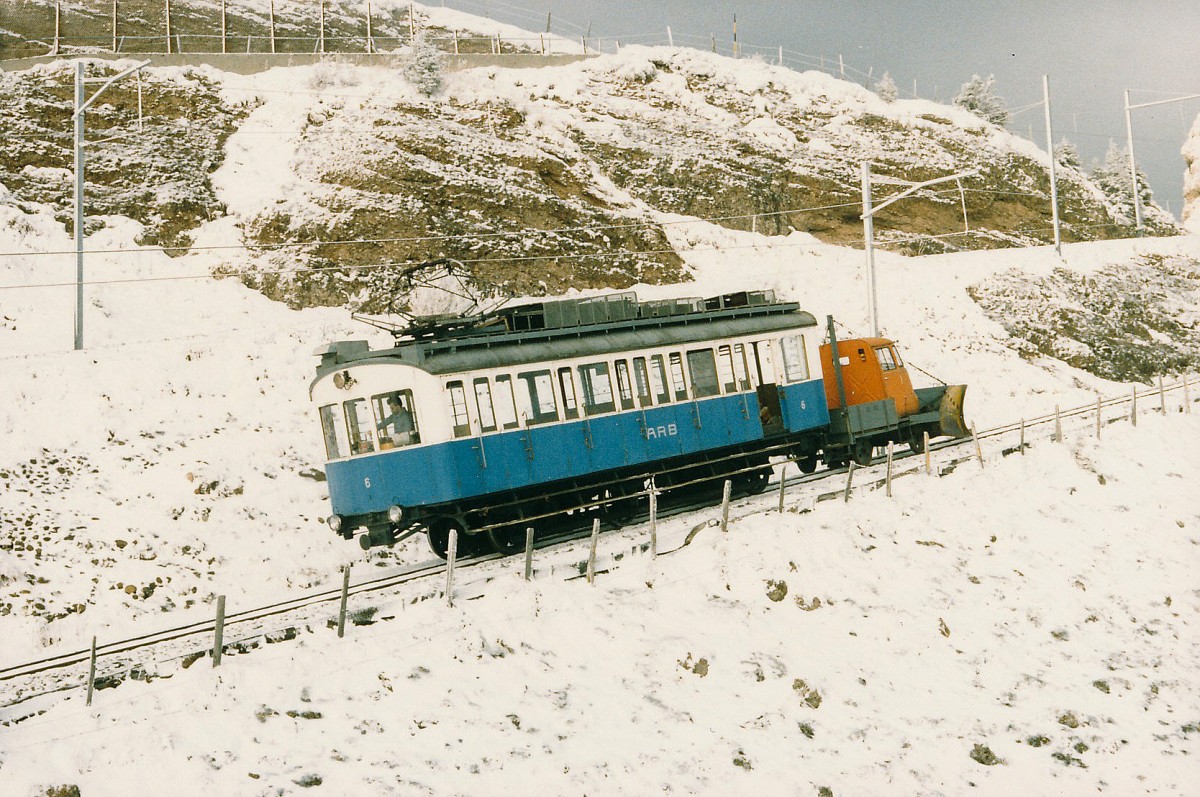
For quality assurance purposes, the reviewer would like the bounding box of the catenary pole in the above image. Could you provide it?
[1043,75,1061,254]
[861,162,878,336]
[73,62,84,350]
[1123,89,1143,231]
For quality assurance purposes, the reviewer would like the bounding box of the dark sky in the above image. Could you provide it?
[463,0,1200,217]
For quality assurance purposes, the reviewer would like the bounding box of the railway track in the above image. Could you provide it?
[1,378,1192,717]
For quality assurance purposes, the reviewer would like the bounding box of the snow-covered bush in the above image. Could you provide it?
[953,74,1009,127]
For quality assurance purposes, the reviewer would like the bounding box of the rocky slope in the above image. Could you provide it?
[1184,111,1200,234]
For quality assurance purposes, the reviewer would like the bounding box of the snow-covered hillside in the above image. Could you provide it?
[2,179,1200,792]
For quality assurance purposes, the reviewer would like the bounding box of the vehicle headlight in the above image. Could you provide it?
[387,505,404,524]
[327,514,344,532]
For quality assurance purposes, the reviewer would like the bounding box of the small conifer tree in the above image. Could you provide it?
[1090,140,1157,224]
[1054,138,1081,170]
[404,30,445,98]
[953,74,1010,126]
[875,72,898,103]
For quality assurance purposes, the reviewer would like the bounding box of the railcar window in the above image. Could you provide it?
[752,341,777,384]
[372,390,420,449]
[447,381,472,438]
[557,368,580,420]
[517,370,560,425]
[648,355,671,404]
[780,335,809,382]
[667,353,689,401]
[717,346,737,392]
[494,375,519,430]
[733,343,752,390]
[578,362,616,415]
[632,357,653,408]
[473,379,497,432]
[343,398,376,455]
[891,347,903,367]
[319,404,348,460]
[875,346,898,371]
[614,360,635,410]
[687,349,721,398]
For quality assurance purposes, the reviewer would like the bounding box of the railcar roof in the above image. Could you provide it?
[313,290,817,383]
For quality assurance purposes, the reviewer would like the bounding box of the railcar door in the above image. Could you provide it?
[751,340,784,435]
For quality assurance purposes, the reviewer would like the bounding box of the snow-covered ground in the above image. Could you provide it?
[2,44,1199,796]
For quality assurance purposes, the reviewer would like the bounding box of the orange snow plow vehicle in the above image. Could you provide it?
[817,318,968,467]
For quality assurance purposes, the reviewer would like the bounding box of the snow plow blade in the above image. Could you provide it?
[937,384,969,438]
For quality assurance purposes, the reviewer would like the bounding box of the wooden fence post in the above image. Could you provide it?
[1054,405,1062,442]
[648,478,658,558]
[1184,377,1192,415]
[165,0,172,54]
[586,518,600,585]
[720,479,732,531]
[269,0,276,53]
[366,0,373,53]
[924,431,931,474]
[776,463,788,513]
[221,0,227,53]
[1019,417,1025,454]
[1096,395,1102,438]
[53,0,60,55]
[319,0,326,53]
[1131,385,1138,426]
[212,595,225,667]
[523,527,535,580]
[445,529,457,607]
[842,462,855,502]
[112,0,118,53]
[337,564,350,638]
[972,423,983,465]
[1159,374,1166,414]
[86,635,97,706]
[885,442,894,497]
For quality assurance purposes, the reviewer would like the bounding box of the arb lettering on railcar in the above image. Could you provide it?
[646,423,679,439]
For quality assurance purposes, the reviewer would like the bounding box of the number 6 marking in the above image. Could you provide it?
[363,477,372,489]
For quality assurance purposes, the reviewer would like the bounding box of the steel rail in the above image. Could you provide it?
[1,376,1193,710]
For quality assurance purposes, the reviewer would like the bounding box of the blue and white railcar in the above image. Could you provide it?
[311,290,829,556]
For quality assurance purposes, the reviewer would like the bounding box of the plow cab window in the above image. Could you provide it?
[344,398,376,455]
[875,346,899,371]
[319,404,349,460]
[373,390,420,449]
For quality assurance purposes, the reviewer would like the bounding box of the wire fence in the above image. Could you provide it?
[18,0,908,94]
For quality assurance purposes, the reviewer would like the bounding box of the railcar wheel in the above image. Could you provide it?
[745,468,771,494]
[908,430,926,454]
[797,457,818,475]
[487,526,529,556]
[427,518,471,560]
[850,441,874,467]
